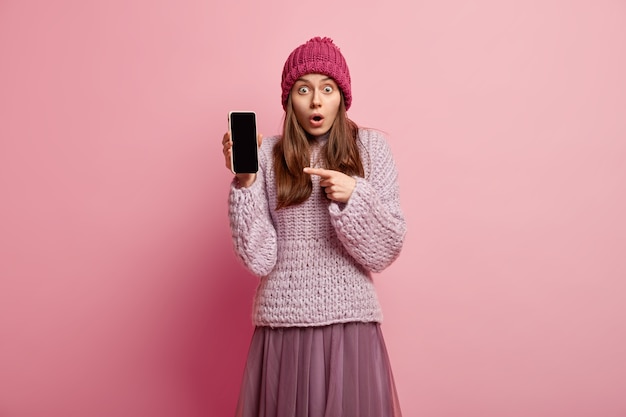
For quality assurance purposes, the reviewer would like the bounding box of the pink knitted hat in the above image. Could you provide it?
[281,37,352,111]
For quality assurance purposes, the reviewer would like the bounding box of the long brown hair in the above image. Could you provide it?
[273,95,364,209]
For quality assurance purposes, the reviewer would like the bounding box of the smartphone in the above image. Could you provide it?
[228,111,258,174]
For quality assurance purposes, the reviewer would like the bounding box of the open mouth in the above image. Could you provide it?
[310,114,324,125]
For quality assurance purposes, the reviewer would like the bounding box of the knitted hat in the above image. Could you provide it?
[281,37,352,111]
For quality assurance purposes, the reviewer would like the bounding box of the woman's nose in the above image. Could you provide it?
[310,90,321,108]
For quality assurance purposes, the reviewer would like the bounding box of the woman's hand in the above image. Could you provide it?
[303,167,357,203]
[222,132,263,188]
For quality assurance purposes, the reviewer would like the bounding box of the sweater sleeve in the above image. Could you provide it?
[328,131,407,273]
[228,147,277,277]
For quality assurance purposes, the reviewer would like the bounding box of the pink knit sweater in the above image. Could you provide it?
[228,129,406,327]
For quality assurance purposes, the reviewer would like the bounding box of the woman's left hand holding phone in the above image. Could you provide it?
[222,132,263,188]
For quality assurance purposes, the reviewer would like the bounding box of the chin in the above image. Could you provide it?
[306,126,331,137]
[307,130,328,137]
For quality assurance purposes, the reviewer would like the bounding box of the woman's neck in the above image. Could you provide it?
[306,131,330,143]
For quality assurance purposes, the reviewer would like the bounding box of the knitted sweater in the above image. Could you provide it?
[228,129,406,327]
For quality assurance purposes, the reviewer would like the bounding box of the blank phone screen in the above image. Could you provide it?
[230,112,258,173]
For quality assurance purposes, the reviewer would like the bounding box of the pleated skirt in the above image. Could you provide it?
[235,322,402,417]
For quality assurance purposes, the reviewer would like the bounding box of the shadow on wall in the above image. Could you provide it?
[198,240,257,415]
[202,255,256,415]
[171,225,257,415]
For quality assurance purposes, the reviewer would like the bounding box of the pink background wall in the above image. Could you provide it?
[1,0,625,416]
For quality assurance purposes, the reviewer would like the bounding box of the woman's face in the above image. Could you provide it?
[290,73,341,136]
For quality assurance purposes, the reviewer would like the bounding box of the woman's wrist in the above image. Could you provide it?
[236,173,257,188]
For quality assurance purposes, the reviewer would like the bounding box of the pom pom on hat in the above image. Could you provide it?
[281,37,352,111]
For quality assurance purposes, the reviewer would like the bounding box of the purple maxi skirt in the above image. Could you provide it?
[235,322,402,417]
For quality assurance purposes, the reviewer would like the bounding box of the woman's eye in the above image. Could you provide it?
[323,86,334,93]
[298,86,310,94]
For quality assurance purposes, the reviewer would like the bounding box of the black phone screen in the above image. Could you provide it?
[230,112,258,174]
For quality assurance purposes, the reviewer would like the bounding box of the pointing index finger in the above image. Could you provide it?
[303,167,331,178]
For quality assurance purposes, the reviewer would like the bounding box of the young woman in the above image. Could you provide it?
[221,36,406,417]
